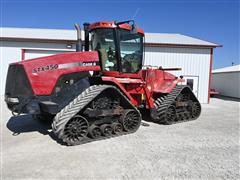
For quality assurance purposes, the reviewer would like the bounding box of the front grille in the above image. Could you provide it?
[5,64,33,97]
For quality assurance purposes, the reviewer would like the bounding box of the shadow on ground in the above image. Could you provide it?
[7,115,51,135]
[6,112,154,145]
[6,115,63,144]
[140,109,152,122]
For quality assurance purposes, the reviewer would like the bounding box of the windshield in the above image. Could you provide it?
[91,28,143,73]
[91,29,118,71]
[119,29,143,73]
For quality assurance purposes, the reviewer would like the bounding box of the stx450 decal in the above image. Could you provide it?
[32,61,99,74]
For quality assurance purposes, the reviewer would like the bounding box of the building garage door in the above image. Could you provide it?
[24,49,73,60]
[181,76,199,98]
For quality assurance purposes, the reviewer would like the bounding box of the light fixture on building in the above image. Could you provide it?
[66,44,73,49]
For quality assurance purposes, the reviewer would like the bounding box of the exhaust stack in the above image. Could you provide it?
[74,23,82,52]
[83,22,90,51]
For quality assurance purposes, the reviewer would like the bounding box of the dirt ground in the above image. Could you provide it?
[1,97,239,180]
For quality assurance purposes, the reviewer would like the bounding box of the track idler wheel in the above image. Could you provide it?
[191,102,201,119]
[100,124,113,136]
[63,115,89,145]
[112,123,123,135]
[164,105,176,125]
[120,109,141,132]
[88,125,102,139]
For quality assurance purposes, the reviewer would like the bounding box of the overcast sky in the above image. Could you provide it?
[1,0,239,69]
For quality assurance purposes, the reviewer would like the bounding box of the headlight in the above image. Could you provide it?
[6,97,19,103]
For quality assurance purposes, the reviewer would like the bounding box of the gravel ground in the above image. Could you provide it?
[1,97,239,180]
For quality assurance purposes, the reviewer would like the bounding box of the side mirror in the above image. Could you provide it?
[116,20,138,34]
[131,23,138,34]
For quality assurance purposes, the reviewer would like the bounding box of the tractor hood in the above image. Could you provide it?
[5,51,100,114]
[10,51,100,95]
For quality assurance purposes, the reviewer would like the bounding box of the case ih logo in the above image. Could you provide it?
[32,62,98,74]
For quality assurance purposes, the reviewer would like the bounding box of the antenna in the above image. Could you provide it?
[131,8,140,20]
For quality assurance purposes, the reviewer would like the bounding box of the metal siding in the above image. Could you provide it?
[0,41,75,95]
[144,47,211,103]
[212,72,240,98]
[24,49,71,60]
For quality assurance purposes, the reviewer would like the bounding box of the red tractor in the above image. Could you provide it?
[5,20,201,145]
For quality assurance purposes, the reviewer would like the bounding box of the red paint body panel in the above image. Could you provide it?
[16,51,100,95]
[101,68,180,109]
[101,76,140,105]
[144,69,177,93]
[102,70,143,79]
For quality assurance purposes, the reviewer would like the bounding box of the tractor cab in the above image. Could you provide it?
[88,21,144,75]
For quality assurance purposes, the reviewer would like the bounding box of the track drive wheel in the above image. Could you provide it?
[112,123,123,135]
[191,102,201,119]
[100,124,113,136]
[63,115,89,145]
[164,105,176,125]
[120,109,141,132]
[88,125,102,139]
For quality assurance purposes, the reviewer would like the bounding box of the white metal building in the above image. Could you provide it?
[0,27,220,103]
[212,65,240,98]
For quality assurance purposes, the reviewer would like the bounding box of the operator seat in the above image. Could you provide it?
[131,61,139,72]
[98,49,108,70]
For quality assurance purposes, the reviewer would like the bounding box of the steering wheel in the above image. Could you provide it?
[107,46,115,59]
[122,58,131,65]
[122,56,133,72]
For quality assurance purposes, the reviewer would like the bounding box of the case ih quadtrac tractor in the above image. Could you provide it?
[5,20,201,145]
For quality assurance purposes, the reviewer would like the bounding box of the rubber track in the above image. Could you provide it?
[153,85,201,124]
[52,85,141,145]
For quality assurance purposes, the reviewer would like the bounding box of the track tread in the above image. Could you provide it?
[52,84,141,146]
[152,85,201,124]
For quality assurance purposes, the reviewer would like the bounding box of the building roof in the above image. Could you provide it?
[144,33,220,47]
[212,65,240,73]
[0,27,77,41]
[0,27,221,48]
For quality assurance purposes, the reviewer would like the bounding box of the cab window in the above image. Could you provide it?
[119,29,143,73]
[91,29,118,71]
